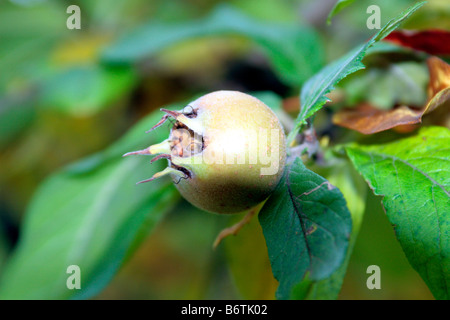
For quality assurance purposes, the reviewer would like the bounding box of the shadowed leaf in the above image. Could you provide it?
[259,158,352,300]
[292,160,367,300]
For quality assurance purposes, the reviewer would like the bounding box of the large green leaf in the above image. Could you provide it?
[0,108,181,299]
[346,126,450,300]
[286,1,425,145]
[103,4,323,87]
[258,158,352,300]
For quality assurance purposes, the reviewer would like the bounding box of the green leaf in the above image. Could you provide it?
[292,159,367,299]
[39,65,137,116]
[258,158,352,300]
[327,0,356,25]
[287,1,425,145]
[103,4,323,86]
[0,108,181,299]
[346,126,450,300]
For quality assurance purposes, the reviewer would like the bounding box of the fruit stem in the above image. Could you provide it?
[212,206,259,249]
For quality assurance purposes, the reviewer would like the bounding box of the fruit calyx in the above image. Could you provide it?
[123,106,205,183]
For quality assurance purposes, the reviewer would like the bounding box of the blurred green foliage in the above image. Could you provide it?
[0,0,447,300]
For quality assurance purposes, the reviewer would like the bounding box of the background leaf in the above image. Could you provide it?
[0,1,66,91]
[339,61,429,110]
[286,1,426,145]
[103,4,324,87]
[39,65,137,116]
[0,93,36,147]
[258,158,352,300]
[346,126,450,300]
[327,0,356,25]
[0,107,181,299]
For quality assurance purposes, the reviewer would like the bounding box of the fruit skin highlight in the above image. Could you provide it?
[124,91,287,214]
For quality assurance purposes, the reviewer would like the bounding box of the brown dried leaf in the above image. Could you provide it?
[425,56,450,114]
[333,103,422,134]
[333,57,450,134]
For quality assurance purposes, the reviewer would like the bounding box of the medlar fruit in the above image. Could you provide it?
[124,91,286,214]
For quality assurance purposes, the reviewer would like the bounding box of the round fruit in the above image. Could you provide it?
[124,90,287,214]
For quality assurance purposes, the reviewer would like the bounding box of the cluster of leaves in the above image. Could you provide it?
[258,1,449,300]
[0,0,448,300]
